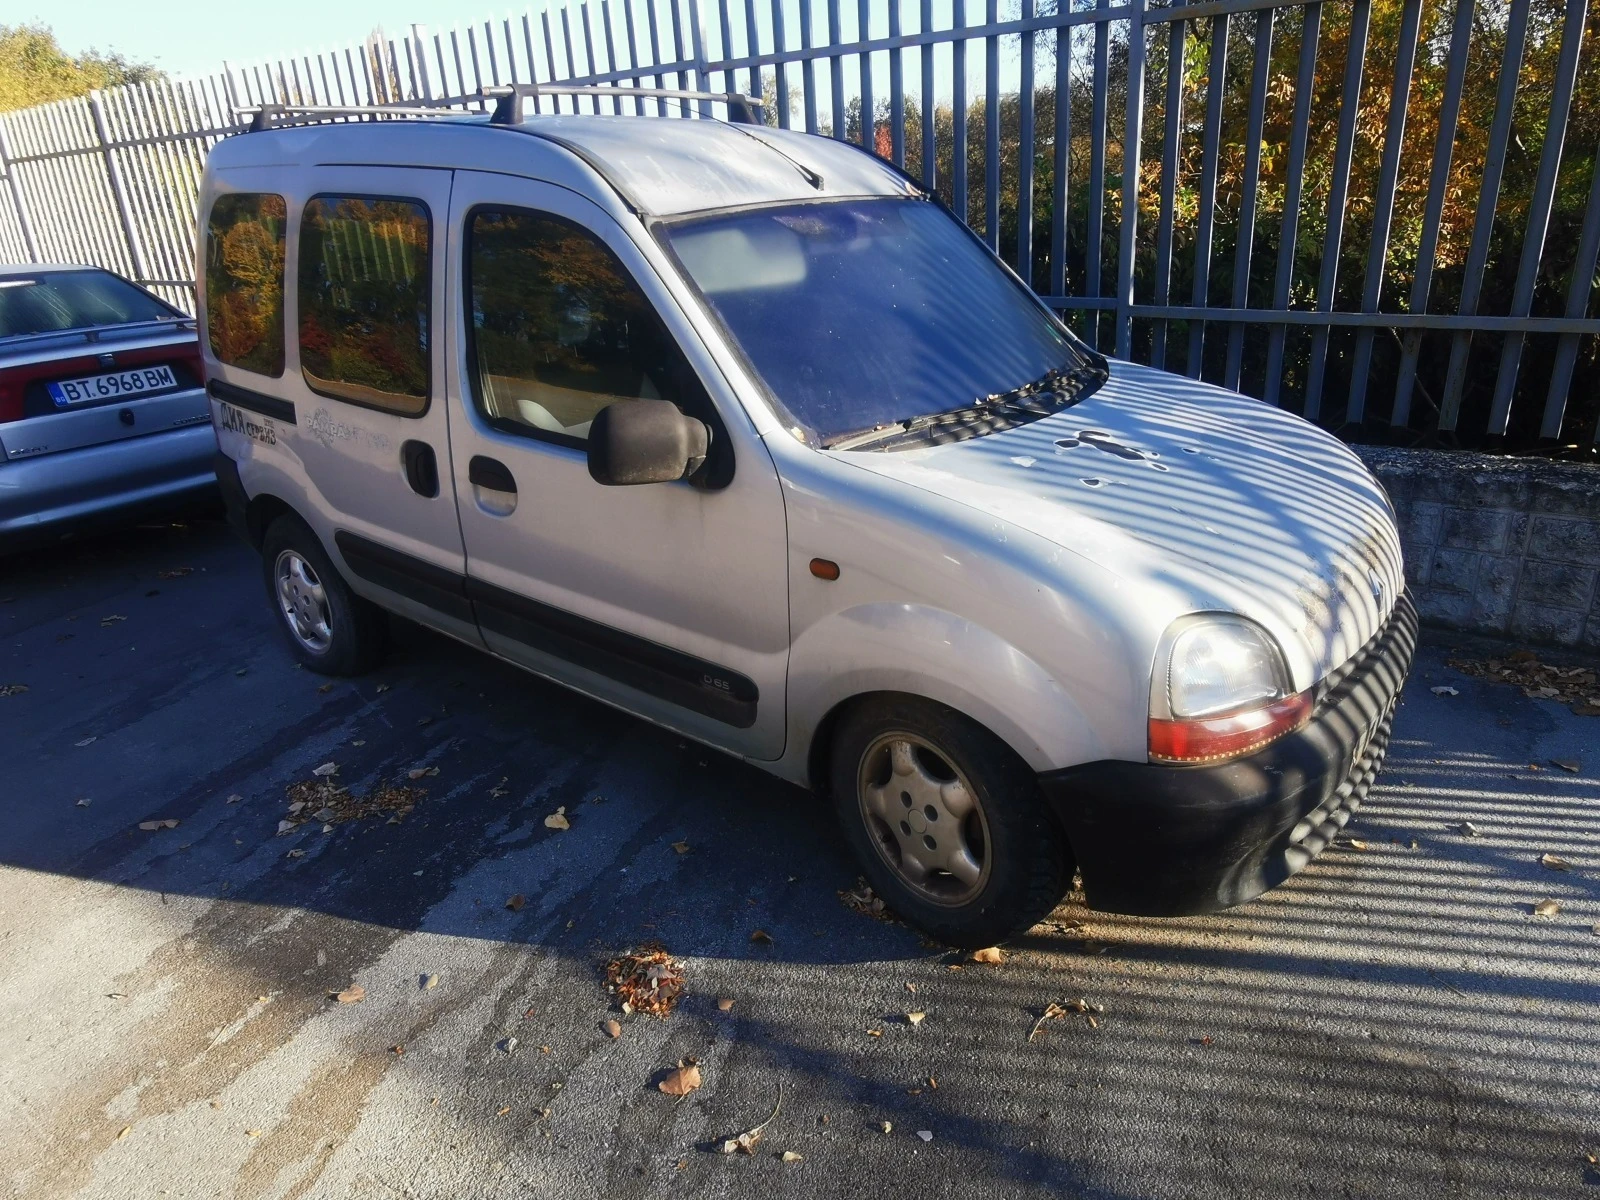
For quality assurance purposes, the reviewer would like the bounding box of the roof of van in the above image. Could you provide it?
[205,114,919,218]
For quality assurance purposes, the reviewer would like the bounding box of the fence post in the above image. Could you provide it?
[1114,0,1146,359]
[0,119,41,263]
[88,90,149,284]
[411,26,434,101]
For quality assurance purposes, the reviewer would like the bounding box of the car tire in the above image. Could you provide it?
[260,515,386,676]
[830,695,1072,949]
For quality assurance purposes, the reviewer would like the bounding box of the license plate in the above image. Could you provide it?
[48,365,177,408]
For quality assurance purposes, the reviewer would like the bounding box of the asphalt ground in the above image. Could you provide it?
[2,518,1597,1199]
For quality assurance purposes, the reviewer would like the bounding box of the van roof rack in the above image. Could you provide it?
[241,103,465,133]
[482,84,763,125]
[239,86,763,134]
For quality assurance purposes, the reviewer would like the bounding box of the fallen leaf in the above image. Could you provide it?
[1347,839,1369,851]
[496,1106,511,1116]
[75,798,91,807]
[604,1019,622,1038]
[671,840,690,854]
[390,1044,404,1055]
[235,668,247,676]
[421,973,439,990]
[906,1011,926,1027]
[1532,899,1560,917]
[245,1129,261,1138]
[408,766,439,780]
[880,1121,893,1134]
[351,740,366,747]
[970,946,1004,965]
[716,1086,782,1155]
[75,736,97,747]
[1539,853,1572,871]
[1430,685,1458,697]
[544,806,570,831]
[916,1130,933,1142]
[116,1126,131,1140]
[717,997,735,1012]
[0,683,28,697]
[312,762,338,777]
[865,1028,883,1037]
[780,1150,803,1163]
[1551,759,1581,773]
[1457,821,1479,837]
[928,1076,938,1089]
[285,848,305,858]
[505,894,525,911]
[226,793,242,804]
[375,683,390,693]
[334,985,365,1003]
[276,820,296,835]
[657,1061,702,1097]
[750,929,773,945]
[317,682,333,693]
[137,819,179,831]
[101,614,127,625]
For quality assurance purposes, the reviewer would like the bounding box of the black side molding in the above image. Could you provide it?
[333,530,474,624]
[208,379,296,424]
[467,576,758,729]
[329,530,757,729]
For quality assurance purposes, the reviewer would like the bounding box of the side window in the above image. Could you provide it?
[298,196,431,415]
[467,207,703,446]
[204,193,286,376]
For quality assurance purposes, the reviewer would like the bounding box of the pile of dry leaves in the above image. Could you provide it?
[1446,648,1600,716]
[278,776,426,834]
[838,878,893,922]
[604,948,685,1017]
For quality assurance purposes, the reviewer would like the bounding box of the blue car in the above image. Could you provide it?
[0,264,215,551]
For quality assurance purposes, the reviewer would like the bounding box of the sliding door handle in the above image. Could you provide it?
[401,440,439,497]
[468,455,517,493]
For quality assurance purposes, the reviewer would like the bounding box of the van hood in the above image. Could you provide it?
[834,359,1403,686]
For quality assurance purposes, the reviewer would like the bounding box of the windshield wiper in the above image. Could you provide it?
[823,362,1105,452]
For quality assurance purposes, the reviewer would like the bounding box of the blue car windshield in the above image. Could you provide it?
[659,197,1096,445]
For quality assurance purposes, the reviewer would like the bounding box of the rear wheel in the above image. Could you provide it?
[261,515,386,676]
[830,696,1071,948]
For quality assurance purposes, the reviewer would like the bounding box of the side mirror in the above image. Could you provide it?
[587,399,711,486]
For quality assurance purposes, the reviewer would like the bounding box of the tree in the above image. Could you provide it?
[0,24,161,111]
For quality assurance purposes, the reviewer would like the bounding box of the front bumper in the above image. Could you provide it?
[1039,592,1417,916]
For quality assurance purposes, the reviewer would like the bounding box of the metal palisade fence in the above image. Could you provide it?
[0,0,1595,448]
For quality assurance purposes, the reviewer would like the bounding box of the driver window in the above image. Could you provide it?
[466,207,698,447]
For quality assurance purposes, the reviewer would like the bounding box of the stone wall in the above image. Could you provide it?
[1354,448,1600,650]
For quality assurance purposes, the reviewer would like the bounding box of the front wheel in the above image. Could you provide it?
[830,696,1072,948]
[260,515,386,676]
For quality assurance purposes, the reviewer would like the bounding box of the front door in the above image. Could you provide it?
[443,171,789,759]
[284,166,477,645]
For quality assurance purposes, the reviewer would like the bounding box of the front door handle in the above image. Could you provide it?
[469,455,517,493]
[401,440,439,497]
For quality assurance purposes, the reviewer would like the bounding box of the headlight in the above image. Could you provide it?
[1150,616,1309,763]
[1165,617,1286,718]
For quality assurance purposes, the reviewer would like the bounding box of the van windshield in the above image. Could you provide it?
[659,197,1100,447]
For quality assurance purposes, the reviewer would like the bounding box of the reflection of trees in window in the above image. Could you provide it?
[205,193,285,376]
[299,197,430,414]
[470,210,662,403]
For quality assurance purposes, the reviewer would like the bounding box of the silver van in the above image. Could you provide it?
[200,87,1414,947]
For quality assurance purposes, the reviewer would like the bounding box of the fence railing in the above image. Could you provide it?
[0,0,1595,448]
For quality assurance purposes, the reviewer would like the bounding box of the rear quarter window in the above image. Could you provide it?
[298,195,431,416]
[204,192,287,376]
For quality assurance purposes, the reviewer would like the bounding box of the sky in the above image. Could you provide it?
[31,0,1038,109]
